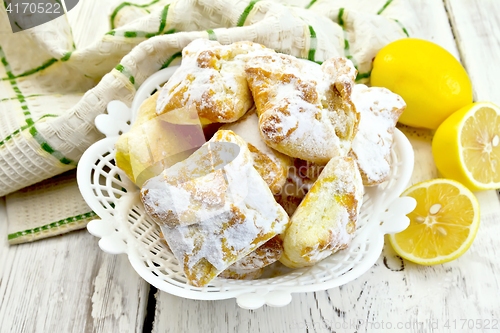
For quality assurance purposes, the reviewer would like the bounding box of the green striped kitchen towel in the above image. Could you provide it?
[0,0,417,243]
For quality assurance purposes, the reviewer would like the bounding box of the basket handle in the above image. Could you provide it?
[377,196,417,235]
[87,218,128,255]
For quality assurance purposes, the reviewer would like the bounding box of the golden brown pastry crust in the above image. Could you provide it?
[280,156,364,268]
[114,40,410,284]
[228,236,283,271]
[245,53,359,164]
[221,108,292,194]
[141,130,289,287]
[350,85,406,185]
[293,158,324,185]
[157,39,273,124]
[219,236,283,280]
[115,92,159,184]
[218,267,265,280]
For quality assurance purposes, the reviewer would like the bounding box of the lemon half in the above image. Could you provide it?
[433,102,500,191]
[389,179,480,265]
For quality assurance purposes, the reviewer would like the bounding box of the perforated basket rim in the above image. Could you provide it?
[77,66,416,306]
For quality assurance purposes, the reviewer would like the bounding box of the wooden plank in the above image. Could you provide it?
[0,200,150,333]
[406,0,460,58]
[443,0,500,318]
[445,0,500,104]
[151,2,499,332]
[0,1,151,331]
[2,0,490,331]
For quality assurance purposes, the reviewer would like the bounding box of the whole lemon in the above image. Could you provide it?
[371,38,472,130]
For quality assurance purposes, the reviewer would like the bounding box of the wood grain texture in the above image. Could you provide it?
[152,1,500,333]
[1,1,500,332]
[407,0,460,58]
[445,0,500,104]
[0,3,152,332]
[0,200,150,333]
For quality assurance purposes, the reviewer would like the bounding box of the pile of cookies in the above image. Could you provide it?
[115,39,406,287]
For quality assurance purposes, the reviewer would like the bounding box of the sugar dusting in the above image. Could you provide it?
[228,236,283,271]
[274,158,321,217]
[221,108,277,161]
[156,39,273,124]
[221,108,291,193]
[282,156,364,267]
[141,130,289,285]
[305,209,350,262]
[246,54,358,163]
[351,84,406,185]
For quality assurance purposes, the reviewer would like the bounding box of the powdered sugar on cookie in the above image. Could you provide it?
[351,84,406,185]
[280,156,364,268]
[156,39,273,124]
[221,108,292,194]
[141,130,289,286]
[246,54,358,164]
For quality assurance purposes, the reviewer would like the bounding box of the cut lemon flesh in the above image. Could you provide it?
[389,179,480,265]
[461,105,500,185]
[433,102,500,191]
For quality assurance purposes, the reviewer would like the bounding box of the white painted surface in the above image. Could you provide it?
[1,1,500,332]
[1,5,150,331]
[151,1,500,332]
[0,199,149,333]
[445,0,500,104]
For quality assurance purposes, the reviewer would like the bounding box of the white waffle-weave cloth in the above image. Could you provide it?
[0,0,418,243]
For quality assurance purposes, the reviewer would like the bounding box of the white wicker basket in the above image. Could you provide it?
[77,67,416,309]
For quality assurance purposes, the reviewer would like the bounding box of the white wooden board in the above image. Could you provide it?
[1,1,500,332]
[151,1,500,333]
[0,200,150,333]
[0,2,151,332]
